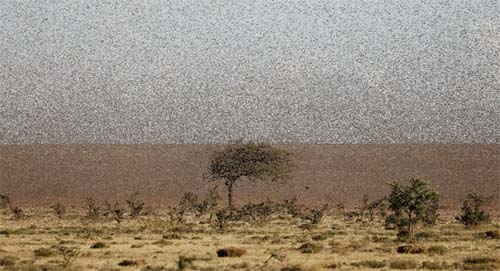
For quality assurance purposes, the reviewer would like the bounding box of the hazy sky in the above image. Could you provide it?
[1,0,499,144]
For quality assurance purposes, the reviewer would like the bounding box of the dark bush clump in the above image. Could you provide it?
[0,256,17,267]
[397,244,425,254]
[455,193,492,228]
[485,230,500,239]
[90,242,107,249]
[216,247,246,257]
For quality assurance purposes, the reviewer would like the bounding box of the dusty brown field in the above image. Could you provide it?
[0,208,499,271]
[0,144,499,207]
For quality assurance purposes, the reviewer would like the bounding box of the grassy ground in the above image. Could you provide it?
[0,209,499,271]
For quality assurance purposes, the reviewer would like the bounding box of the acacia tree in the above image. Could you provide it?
[209,141,292,209]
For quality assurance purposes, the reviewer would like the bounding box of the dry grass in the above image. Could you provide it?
[0,209,498,270]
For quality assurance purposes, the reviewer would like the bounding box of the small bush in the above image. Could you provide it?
[311,234,328,241]
[34,247,56,257]
[456,193,492,228]
[297,242,323,254]
[325,262,342,269]
[0,194,11,209]
[302,204,328,224]
[86,197,100,218]
[104,201,125,223]
[178,255,197,270]
[126,192,145,218]
[162,233,181,240]
[279,197,303,218]
[463,256,499,270]
[0,256,17,267]
[90,242,107,249]
[421,261,451,270]
[216,247,246,257]
[416,231,440,240]
[118,259,146,266]
[352,260,386,269]
[214,208,231,230]
[485,230,500,239]
[234,201,276,225]
[427,245,448,255]
[10,206,24,220]
[58,246,79,268]
[463,256,498,265]
[397,244,425,254]
[389,259,418,269]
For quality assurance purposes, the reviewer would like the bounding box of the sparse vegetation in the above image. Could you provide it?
[0,164,497,271]
[51,202,67,219]
[10,206,25,220]
[86,197,101,219]
[126,192,145,218]
[455,192,492,228]
[0,200,497,270]
[302,204,328,225]
[59,246,79,268]
[104,201,125,224]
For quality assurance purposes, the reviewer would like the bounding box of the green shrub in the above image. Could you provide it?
[455,193,492,228]
[0,194,11,209]
[386,179,440,240]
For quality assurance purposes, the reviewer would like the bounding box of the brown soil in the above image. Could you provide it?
[0,144,498,208]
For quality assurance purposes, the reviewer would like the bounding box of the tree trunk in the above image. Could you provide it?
[226,182,234,210]
[408,211,414,240]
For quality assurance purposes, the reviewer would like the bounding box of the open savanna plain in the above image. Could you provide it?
[0,207,499,271]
